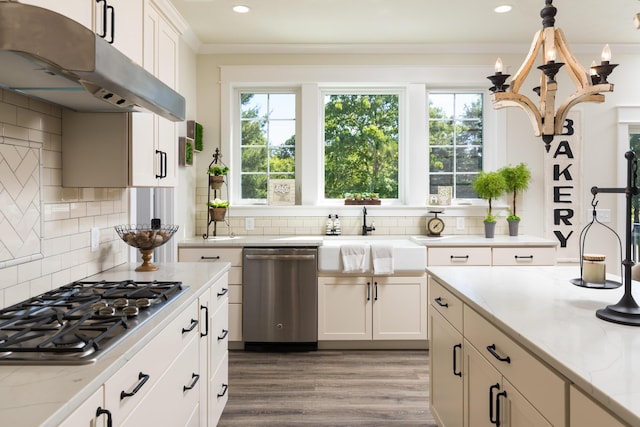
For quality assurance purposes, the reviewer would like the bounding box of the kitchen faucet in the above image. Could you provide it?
[362,206,375,236]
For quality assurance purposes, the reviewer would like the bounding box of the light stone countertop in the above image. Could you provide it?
[0,262,230,427]
[427,265,640,426]
[178,234,557,248]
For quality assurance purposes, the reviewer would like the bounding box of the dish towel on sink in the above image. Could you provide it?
[371,243,394,275]
[341,244,368,273]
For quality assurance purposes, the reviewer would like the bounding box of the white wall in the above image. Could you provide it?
[191,50,640,269]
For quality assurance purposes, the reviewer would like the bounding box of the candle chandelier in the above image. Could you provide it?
[487,0,617,152]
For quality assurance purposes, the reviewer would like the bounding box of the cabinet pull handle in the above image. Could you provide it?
[514,255,534,260]
[105,4,115,44]
[183,373,200,392]
[96,0,107,38]
[217,287,229,297]
[200,305,209,337]
[96,407,113,427]
[182,318,199,334]
[452,343,462,377]
[434,297,449,308]
[217,383,229,398]
[450,255,469,261]
[218,329,229,341]
[495,390,507,427]
[486,344,511,363]
[120,372,150,400]
[155,150,167,179]
[489,383,500,425]
[374,281,378,301]
[366,282,371,301]
[201,255,221,260]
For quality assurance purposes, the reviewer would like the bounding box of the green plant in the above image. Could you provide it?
[194,122,204,151]
[207,198,229,208]
[499,163,532,220]
[185,140,193,165]
[208,165,229,176]
[472,171,505,222]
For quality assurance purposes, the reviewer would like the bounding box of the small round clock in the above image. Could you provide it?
[427,211,445,236]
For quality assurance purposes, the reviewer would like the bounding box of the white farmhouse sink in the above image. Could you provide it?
[318,236,426,274]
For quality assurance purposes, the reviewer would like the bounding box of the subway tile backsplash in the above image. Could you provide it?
[0,90,128,309]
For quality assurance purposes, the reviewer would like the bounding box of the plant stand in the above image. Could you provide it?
[203,148,230,239]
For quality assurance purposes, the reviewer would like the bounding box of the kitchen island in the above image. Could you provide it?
[428,265,639,426]
[0,261,230,427]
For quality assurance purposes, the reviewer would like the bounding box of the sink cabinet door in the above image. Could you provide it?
[318,276,372,340]
[372,276,427,340]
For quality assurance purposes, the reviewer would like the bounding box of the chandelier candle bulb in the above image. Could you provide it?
[583,254,606,284]
[601,44,611,63]
[495,57,503,74]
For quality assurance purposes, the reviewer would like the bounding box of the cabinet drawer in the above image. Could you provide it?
[105,299,200,420]
[492,247,556,266]
[211,301,229,373]
[428,247,491,266]
[229,284,242,304]
[210,352,229,426]
[228,266,242,284]
[463,306,566,426]
[429,277,463,332]
[229,303,242,342]
[120,336,201,427]
[209,273,229,314]
[178,247,243,266]
[570,385,626,427]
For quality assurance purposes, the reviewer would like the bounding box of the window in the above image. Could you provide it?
[239,92,296,202]
[323,92,399,200]
[428,93,483,199]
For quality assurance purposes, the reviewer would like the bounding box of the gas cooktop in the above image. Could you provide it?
[0,280,188,365]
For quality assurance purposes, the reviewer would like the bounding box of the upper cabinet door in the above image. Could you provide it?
[96,0,144,64]
[20,0,94,29]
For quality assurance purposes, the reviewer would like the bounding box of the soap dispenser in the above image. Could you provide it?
[333,214,341,235]
[326,214,334,235]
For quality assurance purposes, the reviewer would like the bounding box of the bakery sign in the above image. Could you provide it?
[544,112,581,262]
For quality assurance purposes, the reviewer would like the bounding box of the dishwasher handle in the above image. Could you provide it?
[244,254,316,261]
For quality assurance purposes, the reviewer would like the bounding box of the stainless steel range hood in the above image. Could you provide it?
[0,1,185,121]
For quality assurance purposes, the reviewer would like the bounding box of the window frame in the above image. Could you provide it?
[220,65,501,216]
[427,90,486,202]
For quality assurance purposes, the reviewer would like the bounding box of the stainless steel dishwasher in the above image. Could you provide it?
[243,247,318,351]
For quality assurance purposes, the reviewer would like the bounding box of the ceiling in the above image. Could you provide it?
[168,0,640,52]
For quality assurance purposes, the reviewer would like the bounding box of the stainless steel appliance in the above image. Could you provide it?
[0,280,187,364]
[0,2,185,121]
[243,247,318,351]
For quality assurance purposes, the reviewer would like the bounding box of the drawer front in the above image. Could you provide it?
[429,277,463,332]
[228,266,242,284]
[463,306,566,426]
[210,352,229,427]
[209,272,229,314]
[428,247,491,266]
[492,247,556,266]
[105,299,200,420]
[229,303,242,341]
[178,247,243,266]
[229,284,242,304]
[211,300,229,372]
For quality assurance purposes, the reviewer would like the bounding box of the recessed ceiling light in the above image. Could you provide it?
[233,5,250,13]
[494,4,512,13]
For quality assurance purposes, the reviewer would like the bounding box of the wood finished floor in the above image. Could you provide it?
[218,350,437,426]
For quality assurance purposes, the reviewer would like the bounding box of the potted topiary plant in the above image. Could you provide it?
[207,165,229,190]
[499,163,532,236]
[472,171,506,238]
[207,198,230,221]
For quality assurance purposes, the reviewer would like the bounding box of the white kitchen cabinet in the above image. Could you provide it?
[464,343,552,427]
[21,0,143,64]
[58,386,106,427]
[569,385,626,427]
[428,247,492,266]
[317,274,427,341]
[429,308,463,427]
[104,299,201,423]
[199,274,230,427]
[429,277,464,426]
[491,247,557,266]
[180,247,243,344]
